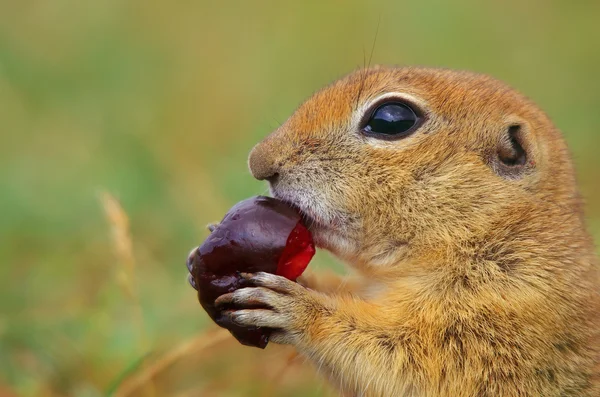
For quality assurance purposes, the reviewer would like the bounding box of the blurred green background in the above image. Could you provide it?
[1,1,599,396]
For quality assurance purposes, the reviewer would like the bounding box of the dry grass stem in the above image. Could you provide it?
[100,191,136,299]
[113,328,231,397]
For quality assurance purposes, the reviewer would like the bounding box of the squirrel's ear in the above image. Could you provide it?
[498,125,527,166]
[490,123,531,178]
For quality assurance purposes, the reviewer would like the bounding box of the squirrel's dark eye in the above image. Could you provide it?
[363,102,419,137]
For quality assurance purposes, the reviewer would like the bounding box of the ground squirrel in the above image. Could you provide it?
[214,67,600,396]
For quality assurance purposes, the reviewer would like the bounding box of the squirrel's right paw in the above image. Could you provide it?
[215,271,330,346]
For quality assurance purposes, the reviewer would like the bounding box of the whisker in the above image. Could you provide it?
[367,14,381,71]
[354,16,381,110]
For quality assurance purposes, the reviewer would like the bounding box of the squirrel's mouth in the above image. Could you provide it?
[270,189,332,230]
[292,204,325,230]
[277,197,324,229]
[270,188,357,256]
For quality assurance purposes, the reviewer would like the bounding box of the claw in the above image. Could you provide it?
[214,310,236,328]
[214,292,235,307]
[239,272,253,281]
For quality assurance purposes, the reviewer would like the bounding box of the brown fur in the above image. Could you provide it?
[245,67,600,396]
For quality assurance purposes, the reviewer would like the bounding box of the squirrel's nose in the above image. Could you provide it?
[248,142,280,182]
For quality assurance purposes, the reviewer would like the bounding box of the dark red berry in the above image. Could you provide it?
[188,196,315,348]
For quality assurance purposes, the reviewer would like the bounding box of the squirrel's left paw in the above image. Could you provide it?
[215,272,328,345]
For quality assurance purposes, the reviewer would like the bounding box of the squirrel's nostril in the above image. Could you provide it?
[266,172,280,184]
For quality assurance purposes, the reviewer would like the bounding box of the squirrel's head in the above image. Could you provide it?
[248,67,580,275]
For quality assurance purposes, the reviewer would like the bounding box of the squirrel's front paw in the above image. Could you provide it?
[214,272,328,345]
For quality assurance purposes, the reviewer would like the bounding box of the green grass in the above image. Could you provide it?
[1,1,599,395]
